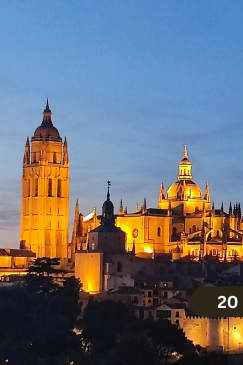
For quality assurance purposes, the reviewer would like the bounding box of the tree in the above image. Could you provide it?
[0,269,84,365]
[81,300,197,365]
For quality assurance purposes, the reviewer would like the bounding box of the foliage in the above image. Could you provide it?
[81,300,196,365]
[0,260,83,365]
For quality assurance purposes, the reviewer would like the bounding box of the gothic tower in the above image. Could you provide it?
[20,100,69,258]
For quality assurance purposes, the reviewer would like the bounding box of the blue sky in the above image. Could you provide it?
[1,1,243,247]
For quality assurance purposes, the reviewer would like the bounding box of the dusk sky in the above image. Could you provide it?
[1,1,243,247]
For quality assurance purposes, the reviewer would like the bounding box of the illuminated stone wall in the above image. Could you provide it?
[75,252,103,294]
[183,317,243,353]
[20,137,69,258]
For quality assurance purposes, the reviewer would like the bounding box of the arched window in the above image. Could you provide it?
[53,152,57,163]
[57,179,62,197]
[25,180,30,197]
[32,152,36,163]
[34,179,38,197]
[157,227,161,237]
[117,261,122,273]
[48,179,52,197]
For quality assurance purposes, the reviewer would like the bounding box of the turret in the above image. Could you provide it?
[204,182,210,202]
[135,202,139,212]
[118,200,124,215]
[63,137,69,164]
[70,199,80,258]
[229,202,232,216]
[220,202,224,216]
[142,198,147,213]
[158,182,165,206]
[23,137,30,165]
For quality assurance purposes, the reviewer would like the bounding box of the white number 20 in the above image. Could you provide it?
[218,295,238,309]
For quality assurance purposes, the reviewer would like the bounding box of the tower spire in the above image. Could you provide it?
[184,145,188,159]
[101,181,115,225]
[45,97,50,111]
[107,180,111,200]
[42,98,52,125]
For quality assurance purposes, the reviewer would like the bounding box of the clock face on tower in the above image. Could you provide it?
[132,228,138,238]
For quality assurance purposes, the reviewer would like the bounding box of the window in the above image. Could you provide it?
[148,291,152,298]
[153,298,159,306]
[176,320,179,325]
[48,179,52,197]
[192,225,196,232]
[53,152,57,163]
[164,291,168,299]
[156,310,171,319]
[229,249,238,257]
[210,249,218,256]
[176,311,179,318]
[34,179,38,197]
[25,180,30,197]
[117,261,122,272]
[191,249,199,257]
[57,179,62,197]
[32,152,36,163]
[157,227,161,237]
[133,296,138,304]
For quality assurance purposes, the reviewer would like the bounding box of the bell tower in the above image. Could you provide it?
[20,100,69,258]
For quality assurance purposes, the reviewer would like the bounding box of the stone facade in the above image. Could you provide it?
[20,101,69,258]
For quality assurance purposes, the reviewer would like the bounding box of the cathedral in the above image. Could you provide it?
[72,146,243,262]
[10,100,243,264]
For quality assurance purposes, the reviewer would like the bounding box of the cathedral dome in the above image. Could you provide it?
[33,124,61,141]
[167,180,202,199]
[32,100,61,142]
